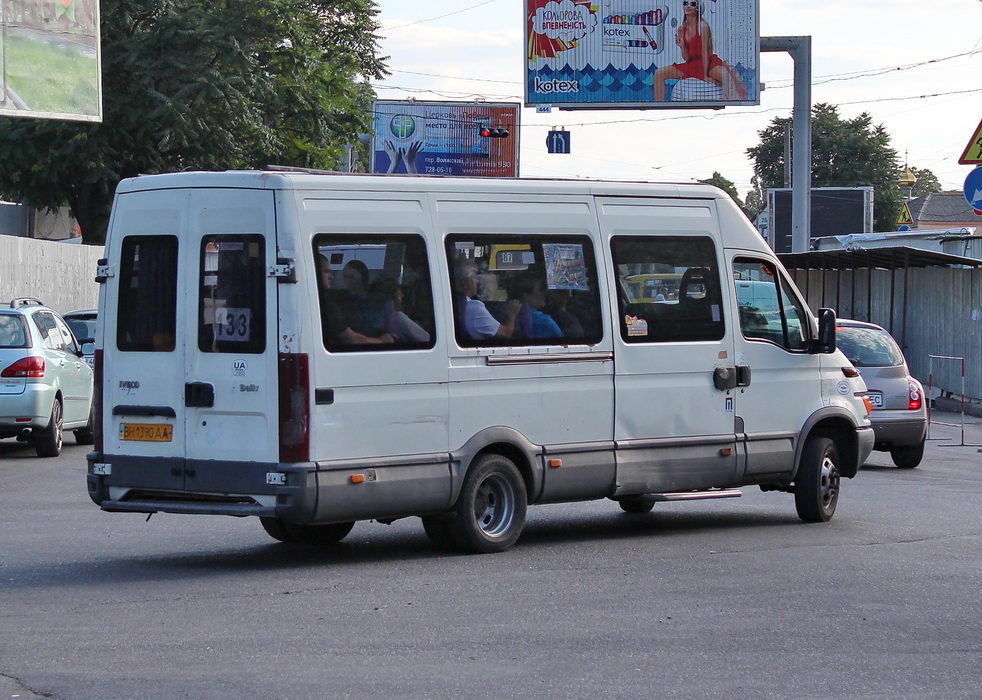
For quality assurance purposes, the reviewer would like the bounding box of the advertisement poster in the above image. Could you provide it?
[525,0,758,110]
[372,100,521,177]
[1,0,102,121]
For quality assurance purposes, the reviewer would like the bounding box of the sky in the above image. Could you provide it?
[372,0,982,204]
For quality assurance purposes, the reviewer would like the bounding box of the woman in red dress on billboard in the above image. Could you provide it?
[653,0,747,101]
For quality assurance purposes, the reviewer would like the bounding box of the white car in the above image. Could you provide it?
[0,298,94,456]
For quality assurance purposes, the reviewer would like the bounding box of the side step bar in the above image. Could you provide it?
[646,488,743,503]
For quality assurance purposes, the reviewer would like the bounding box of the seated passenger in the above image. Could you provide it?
[506,273,563,339]
[370,276,431,343]
[318,255,395,346]
[455,263,520,340]
[544,289,584,338]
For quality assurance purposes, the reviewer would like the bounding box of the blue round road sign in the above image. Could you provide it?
[964,166,982,210]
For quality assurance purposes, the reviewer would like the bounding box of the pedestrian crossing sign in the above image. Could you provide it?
[959,118,982,165]
[896,202,913,227]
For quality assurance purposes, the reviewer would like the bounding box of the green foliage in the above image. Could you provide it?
[746,103,902,233]
[698,171,744,209]
[908,167,943,198]
[0,0,387,243]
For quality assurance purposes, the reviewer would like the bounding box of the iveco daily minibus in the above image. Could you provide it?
[87,171,874,553]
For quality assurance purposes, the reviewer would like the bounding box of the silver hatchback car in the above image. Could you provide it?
[836,319,927,468]
[0,298,95,457]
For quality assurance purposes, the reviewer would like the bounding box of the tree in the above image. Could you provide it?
[0,0,387,243]
[909,167,943,198]
[746,103,902,233]
[698,171,744,209]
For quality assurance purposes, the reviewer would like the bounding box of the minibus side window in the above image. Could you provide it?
[611,236,724,343]
[733,258,810,351]
[313,234,436,353]
[117,236,178,352]
[198,235,266,354]
[446,235,603,348]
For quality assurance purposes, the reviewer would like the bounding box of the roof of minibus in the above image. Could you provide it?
[114,170,728,201]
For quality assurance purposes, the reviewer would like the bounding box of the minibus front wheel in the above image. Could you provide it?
[794,436,840,523]
[446,453,527,554]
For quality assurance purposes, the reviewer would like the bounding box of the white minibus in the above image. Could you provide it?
[87,172,874,553]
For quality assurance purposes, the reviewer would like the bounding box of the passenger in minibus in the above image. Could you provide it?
[544,288,584,338]
[506,273,563,339]
[318,255,396,346]
[370,276,431,343]
[455,263,520,340]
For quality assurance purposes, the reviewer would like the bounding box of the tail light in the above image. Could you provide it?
[908,380,922,410]
[93,349,104,452]
[1,356,45,377]
[278,353,310,463]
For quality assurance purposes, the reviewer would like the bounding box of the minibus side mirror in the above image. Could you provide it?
[812,308,836,354]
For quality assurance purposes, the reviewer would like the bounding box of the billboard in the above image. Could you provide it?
[0,0,102,122]
[525,0,758,110]
[372,101,520,177]
[765,187,874,254]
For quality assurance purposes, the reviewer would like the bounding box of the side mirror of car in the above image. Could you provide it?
[79,341,95,357]
[811,308,836,354]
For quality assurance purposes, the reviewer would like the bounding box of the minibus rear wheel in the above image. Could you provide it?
[260,517,355,546]
[446,453,527,554]
[794,436,840,523]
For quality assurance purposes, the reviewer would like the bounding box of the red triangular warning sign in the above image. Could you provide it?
[896,202,913,226]
[959,118,982,165]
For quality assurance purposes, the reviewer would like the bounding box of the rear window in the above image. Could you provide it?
[117,236,178,352]
[0,314,29,348]
[198,235,267,354]
[836,326,905,367]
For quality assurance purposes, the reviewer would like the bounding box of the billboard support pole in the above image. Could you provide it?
[762,36,811,253]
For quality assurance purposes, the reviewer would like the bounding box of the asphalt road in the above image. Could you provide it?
[2,413,981,700]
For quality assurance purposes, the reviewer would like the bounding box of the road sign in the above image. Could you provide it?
[547,130,570,154]
[964,166,982,210]
[958,118,982,164]
[898,225,911,232]
[896,202,913,227]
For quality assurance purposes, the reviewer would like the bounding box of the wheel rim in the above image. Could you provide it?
[819,455,839,508]
[53,402,63,451]
[472,473,516,538]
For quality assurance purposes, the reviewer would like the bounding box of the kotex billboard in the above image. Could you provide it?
[525,0,759,110]
[372,101,520,177]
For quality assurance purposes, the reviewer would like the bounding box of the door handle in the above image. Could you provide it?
[713,366,738,391]
[736,365,752,387]
[185,382,215,408]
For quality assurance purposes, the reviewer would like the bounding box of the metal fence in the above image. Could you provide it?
[0,236,103,314]
[789,266,982,408]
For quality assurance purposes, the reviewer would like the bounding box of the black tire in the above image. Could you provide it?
[260,517,354,546]
[890,440,924,469]
[445,453,527,554]
[618,496,655,514]
[421,516,460,552]
[75,403,95,445]
[35,399,63,458]
[794,436,841,523]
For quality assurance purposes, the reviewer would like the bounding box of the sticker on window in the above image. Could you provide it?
[214,307,252,342]
[625,315,648,337]
[543,243,589,290]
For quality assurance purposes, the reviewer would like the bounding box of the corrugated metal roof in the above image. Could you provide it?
[778,245,982,270]
[909,192,982,224]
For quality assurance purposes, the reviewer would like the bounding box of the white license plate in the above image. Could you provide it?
[869,394,883,408]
